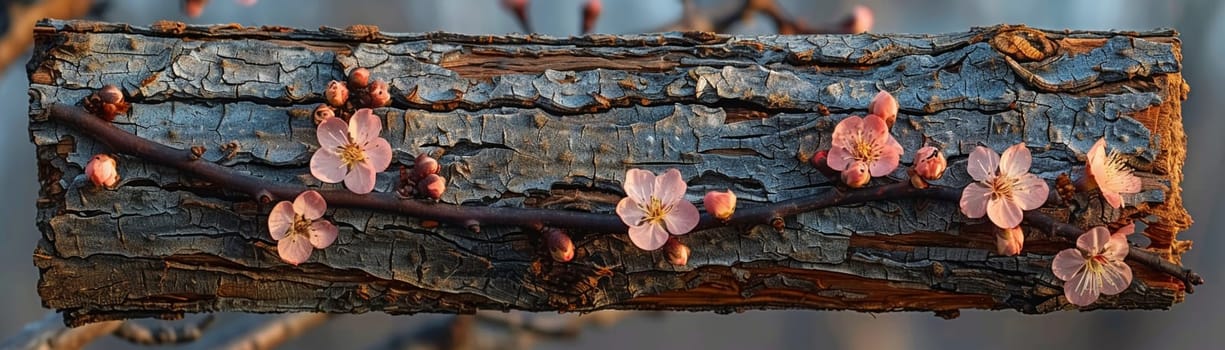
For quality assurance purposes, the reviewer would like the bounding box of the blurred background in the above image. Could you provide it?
[1,0,1222,349]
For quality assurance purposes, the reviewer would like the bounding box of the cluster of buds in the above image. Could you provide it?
[544,227,575,262]
[313,68,392,125]
[397,154,446,200]
[83,85,130,122]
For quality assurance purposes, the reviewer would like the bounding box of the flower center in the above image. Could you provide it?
[987,175,1018,200]
[1105,152,1131,178]
[338,142,366,168]
[291,215,312,237]
[638,196,672,227]
[849,132,879,163]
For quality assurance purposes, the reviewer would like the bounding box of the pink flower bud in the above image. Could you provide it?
[86,154,119,188]
[413,154,440,180]
[545,228,574,262]
[868,90,898,128]
[840,161,871,188]
[913,146,947,180]
[348,68,370,89]
[325,80,349,107]
[996,226,1025,256]
[809,149,839,179]
[85,85,130,122]
[841,5,874,34]
[418,173,446,200]
[313,104,336,125]
[368,79,391,108]
[183,0,207,18]
[703,190,737,221]
[664,238,689,266]
[581,0,602,34]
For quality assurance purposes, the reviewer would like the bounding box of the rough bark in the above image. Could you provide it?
[26,19,1192,326]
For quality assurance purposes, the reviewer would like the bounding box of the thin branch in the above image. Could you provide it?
[0,313,120,350]
[110,315,216,345]
[218,313,331,350]
[44,102,1202,293]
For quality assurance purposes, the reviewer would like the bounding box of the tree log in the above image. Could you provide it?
[26,19,1193,326]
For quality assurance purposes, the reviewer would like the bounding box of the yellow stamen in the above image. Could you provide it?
[848,131,881,164]
[637,196,674,229]
[338,143,367,169]
[291,214,311,237]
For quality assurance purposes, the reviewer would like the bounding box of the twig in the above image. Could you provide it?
[44,102,1202,293]
[657,0,869,34]
[110,315,216,345]
[218,313,331,350]
[0,313,120,350]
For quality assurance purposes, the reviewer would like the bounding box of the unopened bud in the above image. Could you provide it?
[703,190,737,222]
[368,79,391,107]
[418,173,446,200]
[85,85,130,122]
[869,90,898,128]
[86,154,119,188]
[841,5,874,34]
[809,149,839,179]
[545,228,574,262]
[840,161,871,188]
[581,0,602,34]
[313,104,336,125]
[664,238,689,266]
[913,146,947,180]
[325,80,349,107]
[995,226,1024,256]
[348,68,370,89]
[412,154,440,180]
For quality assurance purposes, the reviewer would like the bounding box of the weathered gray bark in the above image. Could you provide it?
[27,19,1192,326]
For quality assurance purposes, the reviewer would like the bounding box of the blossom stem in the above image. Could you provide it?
[48,103,1202,292]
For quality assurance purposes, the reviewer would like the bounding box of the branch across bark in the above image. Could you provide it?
[27,19,1192,325]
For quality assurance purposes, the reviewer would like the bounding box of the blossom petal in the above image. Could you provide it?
[831,116,864,150]
[1097,260,1133,296]
[268,201,294,240]
[348,109,383,145]
[293,190,327,220]
[1063,268,1101,306]
[870,135,902,177]
[1077,227,1112,254]
[826,146,853,171]
[1011,174,1049,210]
[1051,248,1086,281]
[663,200,700,236]
[999,143,1032,178]
[1087,138,1107,180]
[986,196,1022,229]
[967,146,999,182]
[862,114,889,139]
[623,169,655,204]
[363,137,393,173]
[653,169,688,205]
[1106,171,1142,194]
[616,197,647,227]
[344,162,378,194]
[1102,191,1124,209]
[959,182,991,219]
[277,233,313,265]
[309,220,338,249]
[316,117,349,150]
[628,222,669,251]
[1104,233,1131,262]
[310,148,347,183]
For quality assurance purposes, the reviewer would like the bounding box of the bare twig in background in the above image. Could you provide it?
[0,313,119,350]
[219,313,332,350]
[0,0,95,74]
[369,311,639,350]
[111,315,216,345]
[657,0,873,34]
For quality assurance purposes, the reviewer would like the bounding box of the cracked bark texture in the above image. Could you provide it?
[26,20,1191,326]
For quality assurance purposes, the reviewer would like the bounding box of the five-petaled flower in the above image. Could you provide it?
[960,143,1049,229]
[1051,223,1134,306]
[310,108,393,194]
[828,114,903,186]
[268,190,339,265]
[1086,138,1142,208]
[616,169,700,251]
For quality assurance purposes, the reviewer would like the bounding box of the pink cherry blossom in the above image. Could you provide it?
[1051,223,1135,306]
[827,115,903,181]
[310,109,393,194]
[616,169,700,251]
[959,143,1050,229]
[268,191,338,265]
[1086,138,1142,208]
